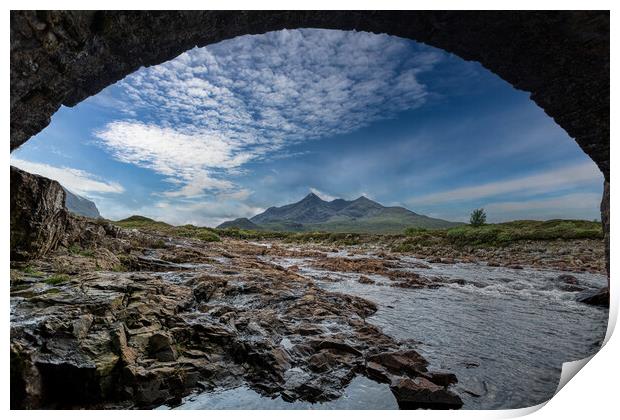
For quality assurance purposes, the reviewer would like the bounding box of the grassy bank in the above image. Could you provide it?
[114,215,222,242]
[113,216,603,248]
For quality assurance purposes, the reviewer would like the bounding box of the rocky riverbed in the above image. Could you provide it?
[10,221,608,410]
[10,227,465,410]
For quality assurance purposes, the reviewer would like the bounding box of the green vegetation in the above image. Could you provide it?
[68,244,95,257]
[113,215,602,250]
[45,274,71,285]
[21,265,44,276]
[114,215,173,230]
[115,216,221,243]
[469,208,487,227]
[445,219,603,247]
[175,225,221,242]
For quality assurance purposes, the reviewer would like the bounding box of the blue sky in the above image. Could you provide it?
[10,29,604,226]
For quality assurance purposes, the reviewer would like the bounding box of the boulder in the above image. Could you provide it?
[368,350,429,376]
[390,377,463,409]
[358,275,375,284]
[577,287,610,307]
[422,370,458,387]
[557,274,579,284]
[10,166,70,260]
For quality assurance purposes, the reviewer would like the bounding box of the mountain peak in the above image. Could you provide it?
[302,192,324,202]
[225,193,461,233]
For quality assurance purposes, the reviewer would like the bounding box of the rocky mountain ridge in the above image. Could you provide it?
[218,193,461,233]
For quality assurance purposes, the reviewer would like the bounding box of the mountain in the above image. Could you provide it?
[217,193,461,233]
[217,217,262,230]
[63,188,101,218]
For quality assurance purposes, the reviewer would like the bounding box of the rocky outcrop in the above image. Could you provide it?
[10,166,70,260]
[11,166,123,261]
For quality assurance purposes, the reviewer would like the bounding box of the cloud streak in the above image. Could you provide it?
[11,158,124,197]
[408,162,602,205]
[483,193,603,222]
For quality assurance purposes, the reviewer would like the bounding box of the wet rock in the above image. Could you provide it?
[11,229,461,409]
[368,350,428,376]
[308,351,338,372]
[390,377,463,409]
[310,339,363,357]
[311,257,400,275]
[558,284,586,292]
[422,370,458,387]
[458,379,488,397]
[577,287,609,307]
[72,314,94,339]
[295,324,324,336]
[557,274,579,284]
[358,275,375,285]
[365,361,391,383]
[148,333,178,362]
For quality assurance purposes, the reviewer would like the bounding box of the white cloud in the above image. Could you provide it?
[408,162,603,205]
[484,193,602,222]
[11,158,124,196]
[94,29,444,197]
[309,187,337,201]
[110,198,264,228]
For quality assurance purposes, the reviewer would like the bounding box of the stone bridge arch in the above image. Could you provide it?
[10,10,610,268]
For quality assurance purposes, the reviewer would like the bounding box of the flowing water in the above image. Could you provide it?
[171,251,608,410]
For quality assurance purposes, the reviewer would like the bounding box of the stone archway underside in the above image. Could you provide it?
[10,10,610,268]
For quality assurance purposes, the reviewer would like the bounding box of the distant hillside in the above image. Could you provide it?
[63,188,101,218]
[217,217,262,230]
[217,193,461,233]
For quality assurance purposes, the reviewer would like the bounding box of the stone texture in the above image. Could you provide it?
[10,165,69,260]
[11,165,125,261]
[9,239,420,408]
[10,11,609,176]
[390,377,463,409]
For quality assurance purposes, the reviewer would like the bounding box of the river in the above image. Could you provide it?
[171,250,608,410]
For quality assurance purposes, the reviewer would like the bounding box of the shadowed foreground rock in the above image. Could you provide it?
[10,166,69,260]
[10,166,123,261]
[10,170,461,409]
[10,232,463,409]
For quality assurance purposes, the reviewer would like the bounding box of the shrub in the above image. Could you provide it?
[404,227,428,236]
[194,230,221,242]
[470,208,487,227]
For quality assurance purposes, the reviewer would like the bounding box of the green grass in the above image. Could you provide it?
[114,215,174,230]
[44,274,71,285]
[114,216,221,243]
[444,219,603,247]
[21,265,44,276]
[113,215,602,249]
